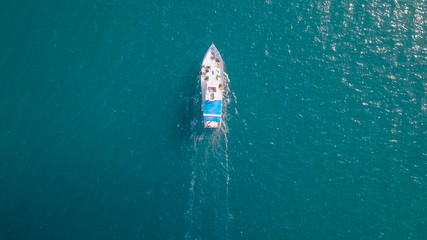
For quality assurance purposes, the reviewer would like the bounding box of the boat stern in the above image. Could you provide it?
[202,100,222,129]
[204,121,221,128]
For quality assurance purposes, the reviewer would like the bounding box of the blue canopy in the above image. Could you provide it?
[203,100,222,122]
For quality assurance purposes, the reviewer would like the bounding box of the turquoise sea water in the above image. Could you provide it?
[0,0,426,239]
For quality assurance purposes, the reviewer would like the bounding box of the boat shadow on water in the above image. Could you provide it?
[176,64,203,142]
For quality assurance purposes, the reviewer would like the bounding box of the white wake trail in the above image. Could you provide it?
[185,72,235,240]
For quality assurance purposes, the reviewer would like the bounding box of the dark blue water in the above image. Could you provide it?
[0,0,426,239]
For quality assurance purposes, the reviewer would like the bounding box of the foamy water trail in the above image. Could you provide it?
[222,72,231,240]
[184,127,210,239]
[185,72,235,240]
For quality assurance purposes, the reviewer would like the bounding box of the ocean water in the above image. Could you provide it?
[0,0,426,239]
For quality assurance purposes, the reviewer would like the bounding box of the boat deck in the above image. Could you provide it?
[200,44,224,128]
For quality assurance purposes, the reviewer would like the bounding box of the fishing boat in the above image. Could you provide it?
[200,43,225,128]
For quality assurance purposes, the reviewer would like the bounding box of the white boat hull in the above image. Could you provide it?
[200,44,224,128]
